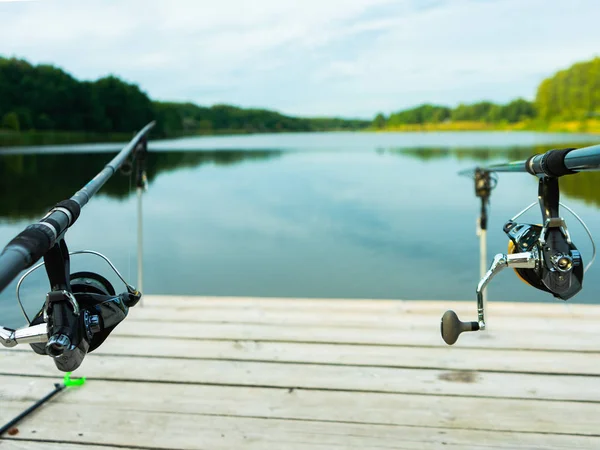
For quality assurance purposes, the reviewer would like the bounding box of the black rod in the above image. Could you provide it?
[71,122,155,207]
[563,144,600,172]
[0,121,155,294]
[0,383,65,435]
[474,143,600,175]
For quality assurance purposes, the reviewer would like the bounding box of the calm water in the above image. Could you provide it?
[1,131,600,327]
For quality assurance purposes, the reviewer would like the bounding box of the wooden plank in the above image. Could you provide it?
[2,296,600,449]
[112,319,600,351]
[128,304,600,331]
[1,352,599,402]
[80,337,600,376]
[0,443,144,450]
[3,402,599,450]
[1,377,600,441]
[141,295,600,318]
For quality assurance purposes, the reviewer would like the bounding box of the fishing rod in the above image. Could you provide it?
[0,121,155,371]
[441,144,600,345]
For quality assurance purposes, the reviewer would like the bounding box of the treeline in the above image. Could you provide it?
[374,99,536,128]
[153,102,368,137]
[375,56,600,129]
[536,57,600,120]
[0,58,154,133]
[0,57,369,138]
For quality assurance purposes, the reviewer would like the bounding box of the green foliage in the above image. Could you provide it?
[152,102,369,137]
[379,56,600,128]
[451,102,495,122]
[387,104,450,125]
[382,99,536,127]
[1,111,20,131]
[0,57,153,133]
[0,56,368,138]
[373,113,386,129]
[500,98,537,123]
[92,76,154,132]
[535,57,600,120]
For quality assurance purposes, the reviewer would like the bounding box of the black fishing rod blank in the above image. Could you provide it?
[0,121,155,292]
[0,372,85,436]
[441,144,597,345]
[0,121,154,371]
[477,144,600,175]
[0,383,65,436]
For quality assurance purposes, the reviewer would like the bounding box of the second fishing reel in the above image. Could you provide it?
[441,175,595,345]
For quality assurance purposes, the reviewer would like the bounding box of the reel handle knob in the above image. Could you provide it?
[440,310,480,345]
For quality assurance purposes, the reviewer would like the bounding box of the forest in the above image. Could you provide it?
[2,55,599,137]
[0,57,368,139]
[374,57,600,130]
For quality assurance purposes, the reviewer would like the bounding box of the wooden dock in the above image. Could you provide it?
[1,296,599,449]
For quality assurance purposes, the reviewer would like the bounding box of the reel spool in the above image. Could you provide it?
[70,271,116,297]
[19,250,141,371]
[507,239,529,283]
[504,219,583,300]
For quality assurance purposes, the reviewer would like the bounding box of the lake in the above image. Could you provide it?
[1,131,599,328]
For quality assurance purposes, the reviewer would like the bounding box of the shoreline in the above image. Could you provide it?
[371,119,600,134]
[2,121,600,148]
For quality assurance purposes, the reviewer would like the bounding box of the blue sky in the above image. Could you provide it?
[1,0,599,118]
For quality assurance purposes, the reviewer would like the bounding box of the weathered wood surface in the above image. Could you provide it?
[1,296,599,450]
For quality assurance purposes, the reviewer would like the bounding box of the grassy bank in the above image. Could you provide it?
[373,119,600,134]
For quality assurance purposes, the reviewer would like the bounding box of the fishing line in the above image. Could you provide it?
[127,158,133,286]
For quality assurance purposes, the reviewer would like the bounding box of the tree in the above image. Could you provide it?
[1,111,20,131]
[500,98,536,123]
[0,56,370,137]
[535,57,600,120]
[387,104,450,125]
[373,113,386,129]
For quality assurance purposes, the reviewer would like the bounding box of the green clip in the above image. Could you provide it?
[63,372,86,387]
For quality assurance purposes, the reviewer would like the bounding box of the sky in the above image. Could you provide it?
[1,0,599,118]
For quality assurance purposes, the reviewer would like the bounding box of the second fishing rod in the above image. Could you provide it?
[442,144,600,345]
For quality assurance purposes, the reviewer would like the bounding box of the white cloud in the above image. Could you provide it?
[0,0,598,117]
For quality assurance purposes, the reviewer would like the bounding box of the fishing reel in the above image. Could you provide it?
[441,175,594,345]
[0,240,141,372]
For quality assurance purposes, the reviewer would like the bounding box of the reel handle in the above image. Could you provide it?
[440,251,536,345]
[440,310,479,345]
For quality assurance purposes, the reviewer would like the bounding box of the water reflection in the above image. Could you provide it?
[385,143,600,208]
[2,136,600,329]
[0,149,282,220]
